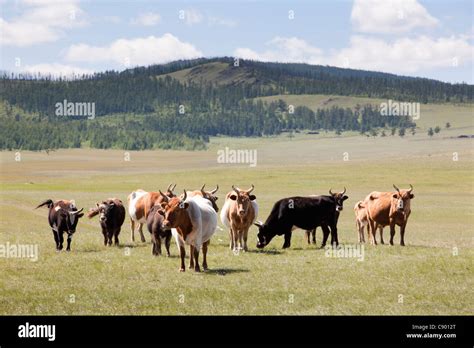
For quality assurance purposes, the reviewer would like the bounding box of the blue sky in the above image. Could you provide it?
[1,0,473,83]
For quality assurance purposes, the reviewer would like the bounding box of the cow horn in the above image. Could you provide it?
[171,184,176,191]
[342,187,346,195]
[408,184,413,193]
[211,185,219,194]
[70,208,83,215]
[182,189,187,202]
[254,220,263,227]
[159,190,168,201]
[329,188,334,195]
[393,184,400,193]
[247,184,255,194]
[167,183,173,191]
[201,184,206,192]
[232,185,240,194]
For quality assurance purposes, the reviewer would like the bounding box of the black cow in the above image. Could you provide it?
[146,205,171,256]
[36,199,84,251]
[255,188,348,249]
[87,198,126,246]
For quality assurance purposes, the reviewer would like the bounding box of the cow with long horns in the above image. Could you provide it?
[127,184,176,242]
[36,199,84,251]
[364,185,414,246]
[220,185,258,252]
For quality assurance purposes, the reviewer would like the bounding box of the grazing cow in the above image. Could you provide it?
[36,199,84,251]
[160,190,217,272]
[255,188,348,249]
[354,201,383,244]
[87,198,126,246]
[127,184,176,242]
[364,184,414,246]
[146,204,171,256]
[220,185,258,252]
[185,184,219,212]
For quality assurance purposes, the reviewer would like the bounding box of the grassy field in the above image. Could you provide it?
[0,117,473,315]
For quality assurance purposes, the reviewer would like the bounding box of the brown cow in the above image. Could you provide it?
[365,185,414,246]
[354,201,383,244]
[127,184,176,242]
[87,198,126,246]
[220,185,258,252]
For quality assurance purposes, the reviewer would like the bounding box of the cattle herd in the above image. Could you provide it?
[35,184,415,272]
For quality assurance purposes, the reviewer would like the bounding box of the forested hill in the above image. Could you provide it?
[0,57,472,151]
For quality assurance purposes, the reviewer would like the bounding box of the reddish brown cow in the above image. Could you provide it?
[364,184,415,246]
[127,184,176,242]
[220,185,258,252]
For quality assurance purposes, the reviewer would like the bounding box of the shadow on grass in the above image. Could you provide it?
[246,249,283,255]
[205,268,250,276]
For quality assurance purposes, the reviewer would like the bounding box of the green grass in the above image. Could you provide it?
[0,130,473,315]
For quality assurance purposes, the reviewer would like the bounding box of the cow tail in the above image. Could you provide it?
[36,199,53,209]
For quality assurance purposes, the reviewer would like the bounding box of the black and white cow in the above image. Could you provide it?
[36,199,84,251]
[255,189,348,249]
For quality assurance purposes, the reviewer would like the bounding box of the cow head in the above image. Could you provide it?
[391,184,414,213]
[61,205,84,234]
[159,190,190,229]
[329,187,348,212]
[95,201,115,223]
[200,184,219,212]
[254,220,273,249]
[229,185,256,217]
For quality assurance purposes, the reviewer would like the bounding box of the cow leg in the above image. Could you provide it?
[165,234,171,257]
[368,220,377,245]
[282,231,292,249]
[193,247,201,272]
[232,226,240,252]
[202,240,210,271]
[400,223,406,246]
[189,245,195,269]
[179,245,186,272]
[138,223,146,243]
[312,229,316,244]
[228,228,234,250]
[243,229,249,252]
[156,236,162,256]
[389,222,396,246]
[58,231,64,250]
[66,233,72,251]
[330,224,338,247]
[320,225,330,248]
[130,219,135,242]
[52,230,60,250]
[238,230,244,251]
[379,225,385,245]
[114,229,120,246]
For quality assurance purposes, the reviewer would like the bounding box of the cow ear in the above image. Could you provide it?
[160,202,167,209]
[249,195,256,201]
[409,194,415,199]
[96,202,100,208]
[158,210,165,216]
[77,213,84,218]
[214,197,218,201]
[392,194,398,199]
[229,194,237,201]
[342,195,348,201]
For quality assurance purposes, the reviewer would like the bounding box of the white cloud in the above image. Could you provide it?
[235,37,324,64]
[0,0,86,46]
[65,34,203,67]
[21,63,95,78]
[131,12,161,26]
[351,0,438,34]
[235,35,473,75]
[181,8,203,26]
